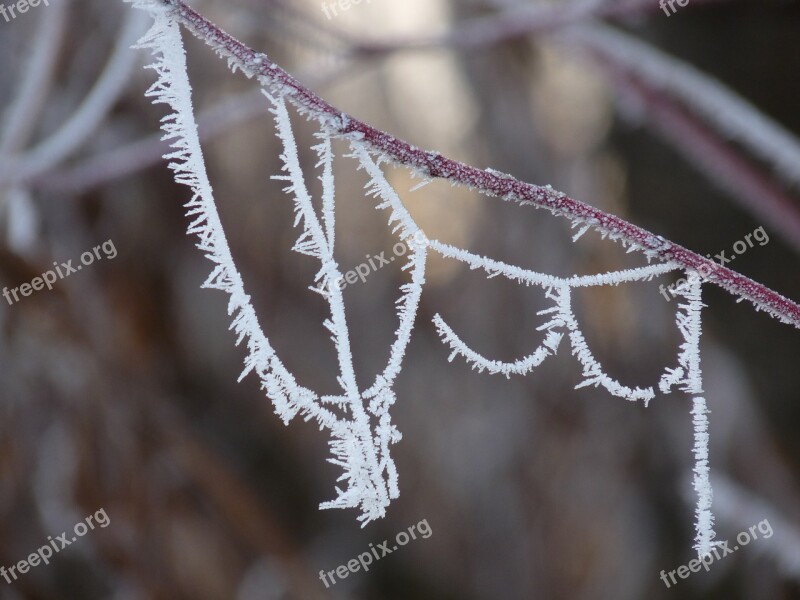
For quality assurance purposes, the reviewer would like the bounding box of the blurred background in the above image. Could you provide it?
[1,0,799,598]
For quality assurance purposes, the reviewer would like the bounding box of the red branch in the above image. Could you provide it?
[156,0,800,329]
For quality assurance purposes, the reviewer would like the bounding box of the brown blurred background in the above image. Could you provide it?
[0,0,799,598]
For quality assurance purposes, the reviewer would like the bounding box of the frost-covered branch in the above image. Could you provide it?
[130,0,429,524]
[148,0,800,330]
[270,94,401,523]
[126,0,799,546]
[130,1,325,424]
[293,5,800,253]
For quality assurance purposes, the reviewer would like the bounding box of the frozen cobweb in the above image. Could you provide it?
[131,0,720,554]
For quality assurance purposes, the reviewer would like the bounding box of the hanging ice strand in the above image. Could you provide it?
[660,271,715,557]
